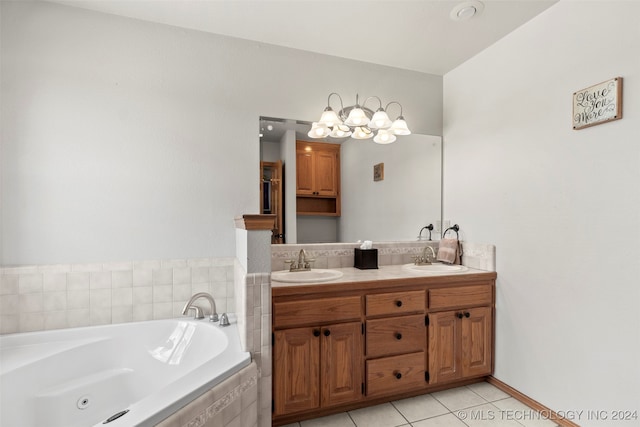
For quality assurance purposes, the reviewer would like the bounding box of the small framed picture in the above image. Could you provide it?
[373,163,384,181]
[573,77,623,130]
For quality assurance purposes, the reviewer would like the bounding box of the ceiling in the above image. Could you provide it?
[50,0,558,76]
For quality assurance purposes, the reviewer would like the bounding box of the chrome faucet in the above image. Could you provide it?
[413,246,437,265]
[181,292,219,322]
[284,249,315,272]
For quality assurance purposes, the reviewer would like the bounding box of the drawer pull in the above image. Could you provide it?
[456,312,464,319]
[323,329,331,337]
[394,372,402,380]
[313,329,321,337]
[396,300,403,307]
[395,333,403,340]
[464,311,470,318]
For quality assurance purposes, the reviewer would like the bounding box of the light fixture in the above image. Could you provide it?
[308,93,411,144]
[450,1,484,21]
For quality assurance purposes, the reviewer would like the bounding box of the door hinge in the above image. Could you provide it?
[425,315,429,326]
[425,371,430,382]
[271,399,274,413]
[361,383,365,395]
[272,332,275,346]
[361,323,365,335]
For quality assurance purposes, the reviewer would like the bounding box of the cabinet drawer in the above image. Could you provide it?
[274,296,361,328]
[366,315,425,358]
[366,290,425,317]
[366,352,425,397]
[429,285,492,310]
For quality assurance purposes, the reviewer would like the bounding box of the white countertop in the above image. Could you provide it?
[271,264,492,288]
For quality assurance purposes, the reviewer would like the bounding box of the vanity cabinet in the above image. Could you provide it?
[428,286,493,384]
[296,141,341,216]
[272,273,496,426]
[273,296,362,417]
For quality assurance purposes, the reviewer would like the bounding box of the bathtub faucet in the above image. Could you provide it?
[181,292,219,322]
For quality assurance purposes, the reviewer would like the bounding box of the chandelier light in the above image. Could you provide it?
[308,93,411,144]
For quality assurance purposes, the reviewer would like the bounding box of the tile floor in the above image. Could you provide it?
[281,382,559,427]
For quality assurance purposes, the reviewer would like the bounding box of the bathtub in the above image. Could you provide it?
[0,315,250,427]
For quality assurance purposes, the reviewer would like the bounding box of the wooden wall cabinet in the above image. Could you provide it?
[296,141,341,216]
[272,274,496,426]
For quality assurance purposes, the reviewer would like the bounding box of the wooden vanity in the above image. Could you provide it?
[271,267,497,426]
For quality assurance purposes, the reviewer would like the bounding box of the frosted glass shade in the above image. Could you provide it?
[373,129,397,144]
[351,126,374,139]
[308,122,330,138]
[330,124,352,138]
[390,117,411,135]
[344,107,369,127]
[369,109,392,129]
[319,108,341,128]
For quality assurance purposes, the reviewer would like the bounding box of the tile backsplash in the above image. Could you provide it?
[271,241,496,272]
[0,257,235,335]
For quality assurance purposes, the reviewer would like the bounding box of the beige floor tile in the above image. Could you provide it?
[491,398,559,427]
[348,402,408,427]
[392,394,449,422]
[412,413,469,427]
[432,386,488,411]
[300,412,355,427]
[455,403,523,427]
[467,382,511,402]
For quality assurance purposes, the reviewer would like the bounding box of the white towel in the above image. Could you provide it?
[437,239,461,264]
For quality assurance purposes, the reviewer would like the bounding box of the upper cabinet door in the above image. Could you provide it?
[296,150,315,195]
[314,150,339,196]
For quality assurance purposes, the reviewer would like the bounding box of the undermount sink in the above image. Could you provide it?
[402,263,468,274]
[271,269,344,283]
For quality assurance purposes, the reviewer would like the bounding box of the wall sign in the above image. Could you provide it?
[373,163,384,181]
[573,77,623,130]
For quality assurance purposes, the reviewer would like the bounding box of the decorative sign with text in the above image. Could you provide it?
[573,77,623,130]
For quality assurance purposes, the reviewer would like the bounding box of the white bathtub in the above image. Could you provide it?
[0,315,250,427]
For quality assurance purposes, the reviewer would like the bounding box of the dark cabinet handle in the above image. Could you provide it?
[313,329,320,337]
[323,329,331,337]
[394,372,402,380]
[464,312,470,318]
[456,312,463,319]
[396,300,403,307]
[395,333,403,340]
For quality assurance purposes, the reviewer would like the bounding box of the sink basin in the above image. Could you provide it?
[402,263,468,275]
[271,269,344,283]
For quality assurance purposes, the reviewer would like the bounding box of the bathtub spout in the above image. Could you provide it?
[182,292,219,322]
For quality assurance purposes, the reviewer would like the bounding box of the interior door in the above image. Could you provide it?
[260,160,284,243]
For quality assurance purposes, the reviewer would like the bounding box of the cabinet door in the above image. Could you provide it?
[321,322,363,407]
[314,150,338,196]
[461,306,492,378]
[274,327,320,416]
[428,311,460,384]
[296,151,315,195]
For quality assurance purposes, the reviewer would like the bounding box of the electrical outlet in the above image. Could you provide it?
[442,220,451,233]
[435,220,442,234]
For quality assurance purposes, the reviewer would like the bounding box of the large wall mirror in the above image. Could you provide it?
[259,117,442,244]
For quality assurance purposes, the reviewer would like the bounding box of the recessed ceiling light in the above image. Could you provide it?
[450,0,484,21]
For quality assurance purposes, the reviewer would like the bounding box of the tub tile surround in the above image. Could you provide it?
[0,257,235,335]
[156,361,258,427]
[271,241,496,272]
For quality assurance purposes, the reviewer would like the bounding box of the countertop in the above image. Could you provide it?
[271,264,497,297]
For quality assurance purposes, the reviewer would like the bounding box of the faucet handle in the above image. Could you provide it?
[219,313,230,326]
[209,313,219,322]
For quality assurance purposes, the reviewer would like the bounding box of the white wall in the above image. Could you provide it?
[0,1,442,265]
[340,134,442,243]
[443,1,639,424]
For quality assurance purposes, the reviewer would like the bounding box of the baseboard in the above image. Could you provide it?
[487,376,580,427]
